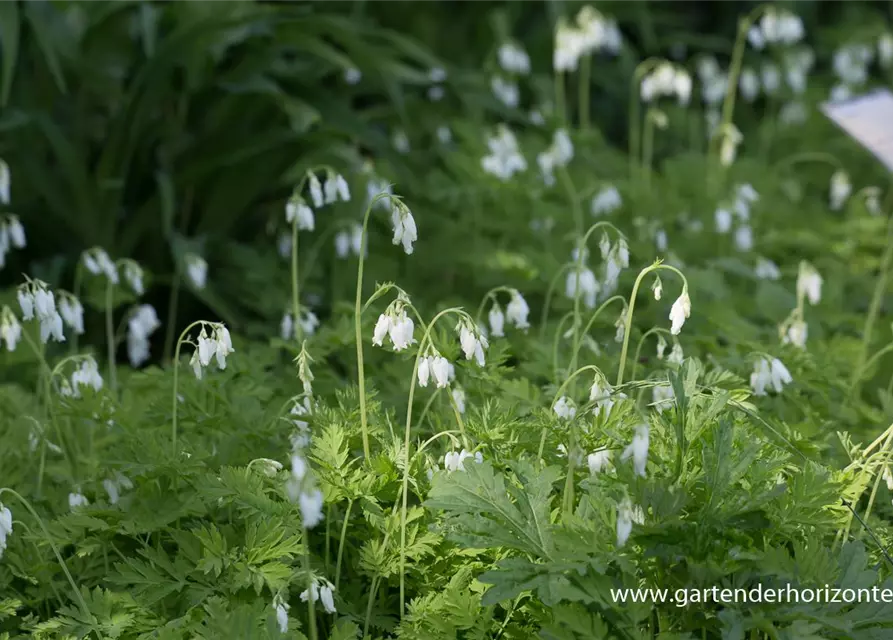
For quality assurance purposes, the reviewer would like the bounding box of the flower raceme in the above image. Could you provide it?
[553,395,577,420]
[750,357,793,395]
[443,449,483,472]
[587,449,613,474]
[58,293,85,335]
[127,304,161,367]
[373,300,415,352]
[796,261,822,305]
[391,199,418,254]
[417,352,451,389]
[0,306,22,352]
[18,280,65,344]
[0,214,26,268]
[82,247,118,284]
[300,578,337,614]
[184,253,208,290]
[457,319,488,366]
[188,323,234,379]
[60,357,104,398]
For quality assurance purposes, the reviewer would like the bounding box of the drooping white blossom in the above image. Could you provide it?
[621,423,650,477]
[443,448,482,472]
[669,290,691,335]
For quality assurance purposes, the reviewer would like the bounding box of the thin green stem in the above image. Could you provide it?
[537,364,607,460]
[631,327,674,381]
[774,151,845,175]
[171,320,207,455]
[539,263,575,341]
[570,294,628,368]
[105,279,117,396]
[714,4,771,164]
[616,263,688,386]
[363,576,379,638]
[163,267,181,364]
[354,193,394,460]
[291,219,302,343]
[0,488,91,620]
[579,54,591,131]
[852,189,893,395]
[642,109,657,191]
[302,527,318,640]
[399,307,467,619]
[555,71,566,126]
[552,311,576,382]
[334,499,354,590]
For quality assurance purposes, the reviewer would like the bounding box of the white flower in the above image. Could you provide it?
[391,202,418,254]
[667,342,684,365]
[430,356,451,388]
[734,225,753,252]
[747,26,765,50]
[344,67,362,84]
[755,257,781,280]
[669,291,691,335]
[587,450,613,475]
[6,216,25,248]
[189,347,202,379]
[656,334,667,359]
[213,325,234,369]
[286,199,314,231]
[829,171,851,211]
[491,75,520,108]
[280,312,294,341]
[103,473,133,505]
[880,33,893,68]
[616,498,643,547]
[553,395,577,420]
[39,311,65,344]
[554,19,584,72]
[0,160,9,205]
[71,358,104,396]
[498,42,531,75]
[388,312,415,351]
[0,504,11,558]
[488,304,505,337]
[739,68,760,102]
[481,125,527,181]
[59,296,85,335]
[796,262,822,305]
[503,290,530,330]
[751,357,793,395]
[719,125,743,167]
[0,310,21,352]
[651,276,663,301]
[308,173,324,208]
[456,321,489,367]
[565,265,599,308]
[274,601,289,633]
[298,309,319,337]
[68,491,89,510]
[436,125,452,145]
[372,313,391,347]
[591,185,622,216]
[655,229,668,252]
[417,355,431,387]
[185,254,208,289]
[452,386,466,414]
[123,262,144,295]
[621,423,650,477]
[299,489,324,529]
[300,579,337,614]
[715,207,733,233]
[783,319,808,348]
[443,448,482,472]
[17,288,33,320]
[84,248,119,284]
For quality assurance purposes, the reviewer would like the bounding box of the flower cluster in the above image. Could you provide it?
[591,185,623,216]
[491,75,519,108]
[300,577,337,614]
[443,448,482,472]
[481,125,527,181]
[589,375,624,418]
[715,183,759,252]
[417,350,452,388]
[457,318,489,366]
[587,449,612,474]
[0,214,26,268]
[68,490,89,510]
[553,6,622,73]
[103,472,134,505]
[18,279,65,343]
[83,247,118,284]
[427,67,446,102]
[616,497,644,547]
[796,261,822,306]
[59,357,104,398]
[373,296,415,351]
[537,129,574,186]
[497,41,530,75]
[127,304,161,367]
[488,289,531,337]
[334,224,363,259]
[281,308,320,341]
[750,357,793,395]
[59,292,85,335]
[390,199,418,254]
[747,8,805,49]
[640,62,692,105]
[188,323,234,379]
[553,395,577,420]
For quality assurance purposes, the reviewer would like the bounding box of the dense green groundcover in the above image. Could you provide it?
[5,1,893,638]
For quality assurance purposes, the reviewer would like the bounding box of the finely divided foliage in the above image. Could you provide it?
[2,2,893,639]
